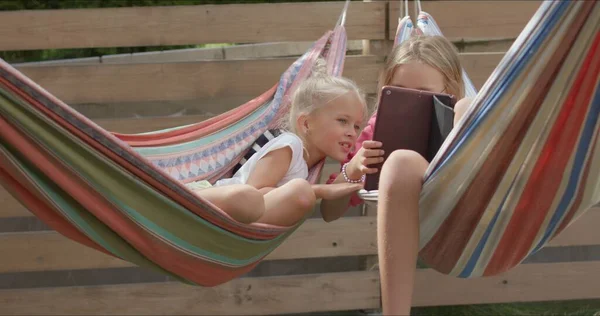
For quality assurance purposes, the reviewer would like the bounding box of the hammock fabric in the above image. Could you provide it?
[362,0,600,278]
[0,5,349,285]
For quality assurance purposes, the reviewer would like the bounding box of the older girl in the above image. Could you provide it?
[322,35,473,315]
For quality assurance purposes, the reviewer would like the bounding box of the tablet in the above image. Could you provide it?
[364,86,456,191]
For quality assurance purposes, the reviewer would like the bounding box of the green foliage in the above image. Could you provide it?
[0,0,331,11]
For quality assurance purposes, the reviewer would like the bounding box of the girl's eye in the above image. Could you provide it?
[337,118,348,124]
[354,125,361,131]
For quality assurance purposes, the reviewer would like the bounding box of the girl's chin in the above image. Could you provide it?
[332,152,348,162]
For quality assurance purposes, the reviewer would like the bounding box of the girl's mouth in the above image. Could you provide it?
[339,141,352,153]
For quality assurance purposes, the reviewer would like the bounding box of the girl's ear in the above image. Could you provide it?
[296,113,310,134]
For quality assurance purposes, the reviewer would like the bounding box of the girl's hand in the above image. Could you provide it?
[346,140,384,180]
[313,183,363,200]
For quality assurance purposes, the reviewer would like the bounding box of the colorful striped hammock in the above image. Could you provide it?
[0,3,349,286]
[361,0,600,278]
[0,0,598,287]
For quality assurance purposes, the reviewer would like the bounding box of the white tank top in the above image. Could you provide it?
[214,132,308,187]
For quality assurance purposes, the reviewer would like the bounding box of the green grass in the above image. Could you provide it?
[412,300,600,316]
[302,300,600,316]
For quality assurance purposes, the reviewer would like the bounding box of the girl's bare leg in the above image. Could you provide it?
[257,178,317,226]
[377,150,428,315]
[454,97,473,126]
[194,184,265,224]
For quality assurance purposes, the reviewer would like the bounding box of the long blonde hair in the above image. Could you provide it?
[379,35,464,99]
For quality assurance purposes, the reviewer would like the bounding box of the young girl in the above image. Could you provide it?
[187,60,368,227]
[321,35,473,315]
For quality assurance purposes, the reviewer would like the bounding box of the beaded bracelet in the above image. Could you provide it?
[341,163,366,183]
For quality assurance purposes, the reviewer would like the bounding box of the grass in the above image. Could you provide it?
[303,300,600,316]
[412,300,600,315]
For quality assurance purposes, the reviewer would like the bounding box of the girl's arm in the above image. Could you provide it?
[320,115,377,222]
[246,147,292,192]
[319,169,361,222]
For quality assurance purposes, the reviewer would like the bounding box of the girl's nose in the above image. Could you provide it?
[346,127,357,138]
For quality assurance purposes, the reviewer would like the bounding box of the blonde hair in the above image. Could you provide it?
[379,35,464,99]
[284,58,368,135]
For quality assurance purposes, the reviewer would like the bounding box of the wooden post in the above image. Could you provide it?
[362,0,392,57]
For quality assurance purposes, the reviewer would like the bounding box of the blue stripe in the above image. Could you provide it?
[457,79,600,277]
[440,1,576,277]
[457,177,517,278]
[532,80,600,252]
[429,1,568,178]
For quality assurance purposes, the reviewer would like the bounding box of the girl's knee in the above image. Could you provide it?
[380,150,428,191]
[286,179,316,211]
[454,97,473,124]
[382,150,427,174]
[230,185,265,223]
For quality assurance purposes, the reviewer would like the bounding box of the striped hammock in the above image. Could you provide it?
[0,3,349,286]
[0,0,598,286]
[362,0,600,278]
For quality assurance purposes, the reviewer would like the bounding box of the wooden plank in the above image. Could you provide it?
[545,207,600,247]
[95,115,213,134]
[414,261,600,307]
[459,52,504,89]
[15,55,384,104]
[0,190,30,218]
[0,271,381,315]
[389,1,542,41]
[1,261,600,314]
[15,41,367,68]
[460,39,515,53]
[224,40,365,60]
[69,97,253,120]
[2,207,600,274]
[0,2,386,51]
[13,53,501,105]
[0,216,376,273]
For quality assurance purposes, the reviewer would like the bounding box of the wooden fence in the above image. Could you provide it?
[1,1,600,315]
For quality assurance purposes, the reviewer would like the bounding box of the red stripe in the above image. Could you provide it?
[485,27,600,276]
[0,150,109,256]
[0,115,260,286]
[0,74,288,240]
[115,85,278,147]
[553,121,599,236]
[419,2,596,274]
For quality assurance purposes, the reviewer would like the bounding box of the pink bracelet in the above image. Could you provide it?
[341,163,366,183]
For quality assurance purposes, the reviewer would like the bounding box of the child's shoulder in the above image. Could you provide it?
[261,131,304,154]
[257,132,305,166]
[271,131,303,145]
